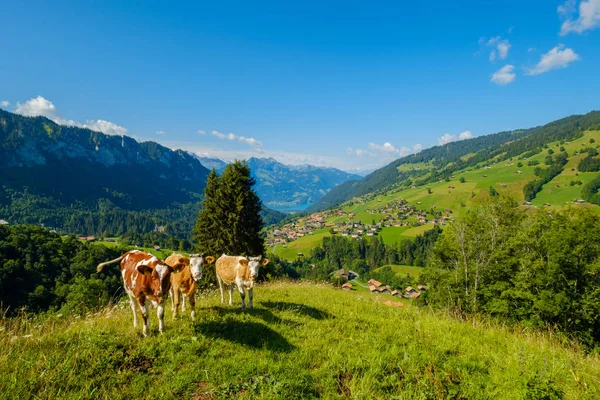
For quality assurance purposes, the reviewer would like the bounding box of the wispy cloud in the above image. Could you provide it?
[438,130,474,146]
[210,130,262,147]
[485,36,511,62]
[526,45,580,75]
[491,65,516,85]
[197,130,205,135]
[1,100,9,108]
[14,96,128,136]
[559,0,600,35]
[155,130,166,135]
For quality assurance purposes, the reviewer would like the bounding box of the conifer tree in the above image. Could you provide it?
[193,160,265,263]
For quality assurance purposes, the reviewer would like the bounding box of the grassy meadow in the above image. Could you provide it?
[2,282,600,399]
[375,264,425,280]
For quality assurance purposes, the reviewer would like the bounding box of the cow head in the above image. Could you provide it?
[137,262,184,299]
[188,254,215,282]
[246,255,269,280]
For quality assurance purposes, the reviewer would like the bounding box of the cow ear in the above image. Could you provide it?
[172,263,186,273]
[137,265,152,276]
[239,259,248,267]
[178,257,187,265]
[205,256,215,264]
[261,258,270,266]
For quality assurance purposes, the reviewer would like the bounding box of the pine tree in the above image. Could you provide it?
[193,161,265,259]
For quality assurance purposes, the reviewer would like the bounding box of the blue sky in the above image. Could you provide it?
[1,0,599,171]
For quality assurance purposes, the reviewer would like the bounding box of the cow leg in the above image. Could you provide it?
[128,292,138,328]
[217,275,225,305]
[139,299,150,337]
[181,294,186,312]
[228,285,234,306]
[237,284,246,310]
[157,303,165,334]
[189,291,196,321]
[248,287,254,309]
[172,286,180,319]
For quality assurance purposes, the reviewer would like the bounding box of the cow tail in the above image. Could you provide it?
[96,255,125,273]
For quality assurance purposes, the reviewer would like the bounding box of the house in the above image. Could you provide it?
[417,285,427,292]
[523,201,532,206]
[78,236,97,242]
[369,285,379,293]
[0,219,8,225]
[297,252,305,257]
[153,245,161,250]
[391,290,401,297]
[574,199,586,204]
[341,283,353,290]
[368,279,382,288]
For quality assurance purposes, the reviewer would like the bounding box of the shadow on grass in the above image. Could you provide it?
[260,301,333,320]
[194,320,295,353]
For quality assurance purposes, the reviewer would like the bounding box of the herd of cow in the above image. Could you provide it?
[96,250,269,336]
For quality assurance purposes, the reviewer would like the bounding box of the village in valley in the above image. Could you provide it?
[265,197,452,248]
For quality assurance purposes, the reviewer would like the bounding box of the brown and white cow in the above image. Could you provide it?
[96,250,183,336]
[164,253,215,320]
[215,254,269,309]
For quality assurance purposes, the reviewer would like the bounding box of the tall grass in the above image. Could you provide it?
[1,282,599,399]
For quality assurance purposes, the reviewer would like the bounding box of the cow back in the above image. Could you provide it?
[216,255,248,284]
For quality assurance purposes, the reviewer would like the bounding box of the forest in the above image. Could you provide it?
[424,196,600,347]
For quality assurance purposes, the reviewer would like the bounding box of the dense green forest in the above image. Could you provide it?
[424,196,600,347]
[309,110,600,212]
[291,227,441,281]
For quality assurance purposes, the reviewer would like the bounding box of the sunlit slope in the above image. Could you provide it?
[271,130,600,260]
[3,282,600,399]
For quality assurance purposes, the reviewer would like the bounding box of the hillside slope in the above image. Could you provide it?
[270,128,600,261]
[309,110,600,212]
[2,282,599,399]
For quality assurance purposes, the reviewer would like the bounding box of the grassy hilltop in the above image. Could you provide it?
[2,282,600,399]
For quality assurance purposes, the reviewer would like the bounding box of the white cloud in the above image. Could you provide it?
[560,0,600,34]
[508,26,515,34]
[197,130,206,135]
[526,45,580,75]
[438,130,475,146]
[211,130,226,139]
[15,96,59,118]
[156,130,165,135]
[1,100,9,108]
[83,119,128,135]
[484,36,511,62]
[491,65,516,85]
[210,130,262,147]
[528,47,537,53]
[459,130,473,140]
[413,144,423,153]
[438,134,456,146]
[14,96,128,135]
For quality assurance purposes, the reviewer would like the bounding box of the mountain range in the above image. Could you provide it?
[0,110,285,236]
[193,156,361,211]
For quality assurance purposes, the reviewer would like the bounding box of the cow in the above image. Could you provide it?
[96,250,183,336]
[215,254,269,309]
[164,253,215,320]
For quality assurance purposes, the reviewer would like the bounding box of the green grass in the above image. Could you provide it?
[375,264,425,279]
[271,228,331,260]
[2,282,600,399]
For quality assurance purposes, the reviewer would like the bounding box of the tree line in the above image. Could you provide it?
[424,196,600,347]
